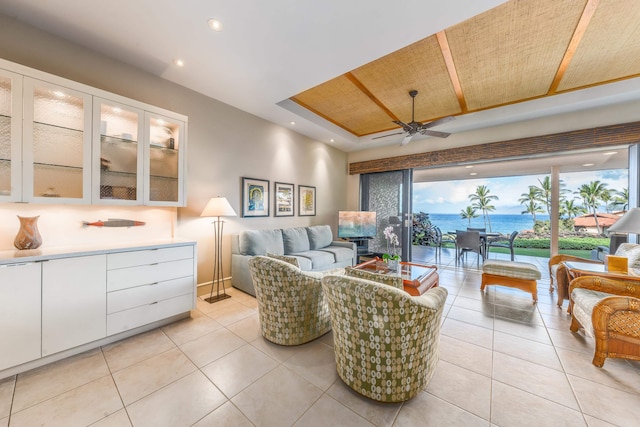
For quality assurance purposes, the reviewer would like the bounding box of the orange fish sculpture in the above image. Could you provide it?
[83,218,146,227]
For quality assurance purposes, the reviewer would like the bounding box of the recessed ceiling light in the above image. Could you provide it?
[469,172,478,176]
[290,121,295,125]
[582,163,595,167]
[465,165,473,169]
[330,139,334,142]
[173,59,184,67]
[208,19,223,31]
[603,151,618,155]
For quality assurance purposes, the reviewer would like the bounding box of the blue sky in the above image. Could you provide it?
[413,169,628,215]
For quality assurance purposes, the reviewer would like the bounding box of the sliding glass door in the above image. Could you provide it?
[361,170,412,261]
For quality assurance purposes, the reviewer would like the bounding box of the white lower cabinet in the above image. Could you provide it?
[106,245,195,335]
[42,255,107,356]
[0,262,42,371]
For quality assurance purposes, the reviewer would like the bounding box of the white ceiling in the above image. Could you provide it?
[2,0,640,153]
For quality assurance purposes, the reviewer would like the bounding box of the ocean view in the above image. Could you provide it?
[428,213,550,235]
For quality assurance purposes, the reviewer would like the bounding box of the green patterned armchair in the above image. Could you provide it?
[321,274,448,402]
[247,256,331,345]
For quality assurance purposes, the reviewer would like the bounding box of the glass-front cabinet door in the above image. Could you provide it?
[92,98,143,204]
[23,78,92,203]
[0,70,22,202]
[144,112,185,206]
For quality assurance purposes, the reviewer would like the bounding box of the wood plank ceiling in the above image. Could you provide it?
[290,0,640,138]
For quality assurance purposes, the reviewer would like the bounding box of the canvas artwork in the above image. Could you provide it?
[242,177,269,217]
[299,185,316,216]
[274,182,294,217]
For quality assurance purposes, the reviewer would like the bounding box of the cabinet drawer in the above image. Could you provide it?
[107,245,193,270]
[108,276,193,314]
[107,258,193,292]
[107,293,194,335]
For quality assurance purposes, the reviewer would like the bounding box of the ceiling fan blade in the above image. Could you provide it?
[372,131,404,140]
[400,134,414,146]
[420,129,451,138]
[420,115,455,129]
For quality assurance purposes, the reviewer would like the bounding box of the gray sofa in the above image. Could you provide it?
[231,225,357,296]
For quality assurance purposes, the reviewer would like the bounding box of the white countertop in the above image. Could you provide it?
[0,239,196,265]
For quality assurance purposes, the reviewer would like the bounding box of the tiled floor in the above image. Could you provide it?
[1,247,639,426]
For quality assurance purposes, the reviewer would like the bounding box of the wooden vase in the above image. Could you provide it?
[14,215,43,250]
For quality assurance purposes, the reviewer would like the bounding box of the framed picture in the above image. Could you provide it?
[298,185,316,216]
[242,177,269,217]
[274,182,294,217]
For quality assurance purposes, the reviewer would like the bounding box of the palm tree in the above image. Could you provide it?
[468,185,498,231]
[600,189,613,213]
[575,180,609,235]
[611,188,629,211]
[460,206,479,227]
[533,176,569,215]
[518,186,544,223]
[561,199,586,220]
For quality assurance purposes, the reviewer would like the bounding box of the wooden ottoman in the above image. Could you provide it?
[481,260,541,302]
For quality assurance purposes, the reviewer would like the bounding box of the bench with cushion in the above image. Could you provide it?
[481,259,541,302]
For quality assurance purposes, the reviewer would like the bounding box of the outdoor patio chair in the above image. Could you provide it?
[455,230,484,266]
[487,230,519,261]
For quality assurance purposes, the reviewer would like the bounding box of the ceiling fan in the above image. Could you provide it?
[373,90,455,146]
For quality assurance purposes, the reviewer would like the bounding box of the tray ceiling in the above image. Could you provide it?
[291,0,640,138]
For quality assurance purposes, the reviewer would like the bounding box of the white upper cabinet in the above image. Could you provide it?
[0,69,23,202]
[93,98,144,204]
[144,112,186,206]
[23,78,93,203]
[0,58,187,206]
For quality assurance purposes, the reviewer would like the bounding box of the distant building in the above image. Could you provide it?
[573,212,624,234]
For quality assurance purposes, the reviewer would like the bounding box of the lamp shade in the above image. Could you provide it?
[200,197,237,217]
[608,208,640,233]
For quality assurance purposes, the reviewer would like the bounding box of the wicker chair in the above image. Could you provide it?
[568,275,640,367]
[247,256,331,345]
[321,274,448,402]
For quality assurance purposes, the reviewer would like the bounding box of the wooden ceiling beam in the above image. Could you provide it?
[548,0,600,94]
[345,72,399,122]
[437,30,467,113]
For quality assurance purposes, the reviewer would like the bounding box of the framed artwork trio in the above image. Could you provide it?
[241,177,316,218]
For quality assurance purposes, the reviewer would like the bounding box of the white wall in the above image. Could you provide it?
[0,15,349,287]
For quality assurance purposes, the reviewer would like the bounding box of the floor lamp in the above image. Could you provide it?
[201,196,237,303]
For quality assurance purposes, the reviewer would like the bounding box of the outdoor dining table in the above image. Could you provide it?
[447,230,502,257]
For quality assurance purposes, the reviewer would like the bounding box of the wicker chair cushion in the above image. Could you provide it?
[571,288,612,337]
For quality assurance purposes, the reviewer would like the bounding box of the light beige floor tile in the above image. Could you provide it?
[0,416,6,427]
[204,300,256,326]
[492,352,579,410]
[89,408,132,427]
[126,371,226,427]
[179,328,245,367]
[451,295,494,313]
[493,331,563,371]
[113,347,197,405]
[547,327,595,355]
[540,311,573,331]
[12,348,110,412]
[556,348,640,395]
[102,328,175,372]
[161,311,223,346]
[425,360,491,420]
[396,391,489,427]
[569,375,640,427]
[440,318,494,349]
[493,318,552,345]
[196,295,237,314]
[491,380,586,426]
[439,335,493,377]
[294,394,373,427]
[192,401,253,427]
[201,344,278,398]
[232,365,323,427]
[10,375,122,427]
[318,330,334,347]
[283,340,338,391]
[494,302,543,326]
[225,313,261,343]
[0,376,15,419]
[447,306,495,329]
[250,336,302,363]
[326,378,402,427]
[583,414,619,427]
